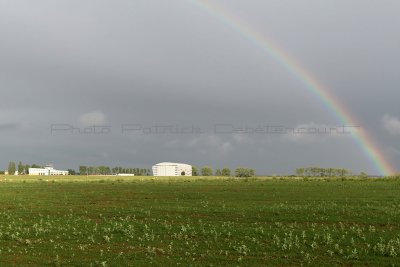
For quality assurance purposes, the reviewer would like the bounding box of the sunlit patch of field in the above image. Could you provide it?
[0,176,399,266]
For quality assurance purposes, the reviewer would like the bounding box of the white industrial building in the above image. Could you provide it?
[29,165,69,176]
[152,162,192,176]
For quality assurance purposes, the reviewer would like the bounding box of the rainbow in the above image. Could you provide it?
[191,0,395,176]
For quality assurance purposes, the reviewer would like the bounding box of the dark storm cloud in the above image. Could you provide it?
[1,0,399,174]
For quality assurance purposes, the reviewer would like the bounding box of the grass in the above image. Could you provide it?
[0,175,399,266]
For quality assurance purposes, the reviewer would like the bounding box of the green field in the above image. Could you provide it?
[1,176,400,266]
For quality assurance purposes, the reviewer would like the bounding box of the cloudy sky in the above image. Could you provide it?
[1,0,399,175]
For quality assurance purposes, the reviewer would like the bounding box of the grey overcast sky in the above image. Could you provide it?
[1,0,399,175]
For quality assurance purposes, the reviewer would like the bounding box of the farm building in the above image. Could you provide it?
[152,162,192,176]
[29,165,69,176]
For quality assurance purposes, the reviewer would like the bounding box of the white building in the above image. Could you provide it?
[152,162,192,176]
[29,165,69,176]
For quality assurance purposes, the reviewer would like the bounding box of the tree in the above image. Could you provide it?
[296,167,352,178]
[24,164,31,174]
[192,166,199,176]
[221,167,231,177]
[235,167,255,178]
[89,166,96,175]
[98,166,111,175]
[201,166,213,176]
[18,161,24,174]
[8,162,16,175]
[238,168,249,177]
[79,166,88,175]
[68,169,76,175]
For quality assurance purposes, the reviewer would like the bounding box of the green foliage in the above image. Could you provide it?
[192,166,199,176]
[215,169,222,176]
[17,161,24,174]
[221,167,231,177]
[78,166,150,176]
[79,166,87,175]
[24,164,31,174]
[8,161,16,175]
[235,167,255,177]
[4,161,34,175]
[201,166,213,176]
[67,169,76,175]
[296,167,352,177]
[31,164,42,168]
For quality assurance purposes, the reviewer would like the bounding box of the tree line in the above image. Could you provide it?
[7,161,43,175]
[78,166,152,176]
[295,167,352,177]
[192,166,256,178]
[4,162,152,176]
